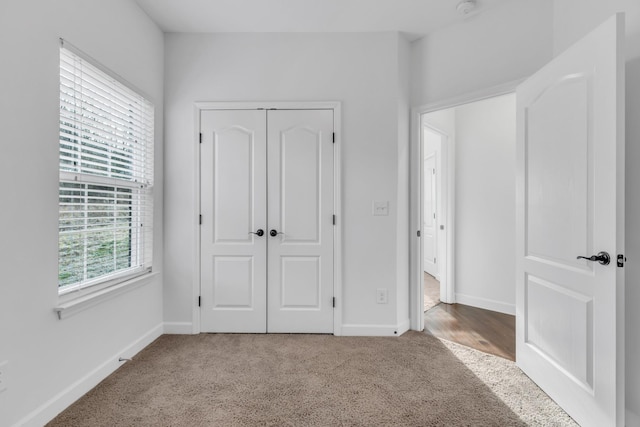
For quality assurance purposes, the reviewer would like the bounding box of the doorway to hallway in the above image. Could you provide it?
[423,272,440,312]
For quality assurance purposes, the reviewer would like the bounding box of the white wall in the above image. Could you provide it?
[453,94,516,314]
[0,1,164,425]
[396,35,412,329]
[553,2,640,424]
[164,32,411,336]
[410,0,554,107]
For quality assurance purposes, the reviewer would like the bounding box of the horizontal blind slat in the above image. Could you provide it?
[59,89,151,134]
[59,46,154,291]
[60,56,151,115]
[59,105,151,141]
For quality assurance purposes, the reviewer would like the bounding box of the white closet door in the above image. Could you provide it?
[200,110,267,333]
[266,110,334,333]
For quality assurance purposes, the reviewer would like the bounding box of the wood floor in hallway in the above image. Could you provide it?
[423,272,440,311]
[423,274,515,361]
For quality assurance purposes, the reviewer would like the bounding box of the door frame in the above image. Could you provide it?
[420,147,440,280]
[410,81,522,331]
[192,101,343,335]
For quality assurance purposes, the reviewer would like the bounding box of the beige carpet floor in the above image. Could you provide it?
[48,332,577,426]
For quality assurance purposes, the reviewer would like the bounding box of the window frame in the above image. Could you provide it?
[58,39,154,298]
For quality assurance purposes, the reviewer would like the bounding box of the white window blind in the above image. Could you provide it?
[58,41,154,294]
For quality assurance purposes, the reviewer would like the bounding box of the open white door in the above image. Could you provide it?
[516,14,625,427]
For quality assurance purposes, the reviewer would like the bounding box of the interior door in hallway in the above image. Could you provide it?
[423,154,437,277]
[200,108,334,334]
[267,110,334,333]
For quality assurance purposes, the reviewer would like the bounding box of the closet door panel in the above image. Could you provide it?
[200,110,267,333]
[267,109,334,333]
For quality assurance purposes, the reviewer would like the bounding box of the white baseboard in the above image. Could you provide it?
[163,322,194,334]
[455,293,515,315]
[397,318,411,335]
[628,409,640,427]
[15,323,163,427]
[341,324,403,337]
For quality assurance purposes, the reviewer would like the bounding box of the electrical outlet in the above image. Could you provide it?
[0,361,8,394]
[376,288,388,304]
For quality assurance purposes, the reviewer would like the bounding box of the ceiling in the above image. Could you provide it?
[134,0,512,41]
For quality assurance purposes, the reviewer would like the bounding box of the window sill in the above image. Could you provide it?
[54,272,158,320]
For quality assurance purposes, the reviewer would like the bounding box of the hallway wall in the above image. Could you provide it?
[453,94,516,314]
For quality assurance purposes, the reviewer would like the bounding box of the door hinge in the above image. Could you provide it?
[434,258,436,264]
[333,214,336,225]
[199,214,202,225]
[199,133,202,144]
[332,297,336,308]
[198,296,201,307]
[433,213,436,219]
[433,169,436,175]
[417,230,421,237]
[332,132,335,143]
[617,254,626,267]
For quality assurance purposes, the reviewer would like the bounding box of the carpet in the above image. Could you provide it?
[47,332,577,426]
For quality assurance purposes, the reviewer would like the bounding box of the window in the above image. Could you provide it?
[58,41,154,295]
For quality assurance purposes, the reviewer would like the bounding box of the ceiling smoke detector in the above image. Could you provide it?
[456,0,477,16]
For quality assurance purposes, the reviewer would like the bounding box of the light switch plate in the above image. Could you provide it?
[373,201,389,216]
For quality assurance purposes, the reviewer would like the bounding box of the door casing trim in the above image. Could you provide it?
[192,101,343,335]
[409,80,522,331]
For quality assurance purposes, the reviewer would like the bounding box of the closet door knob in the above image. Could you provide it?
[249,229,264,237]
[269,229,283,237]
